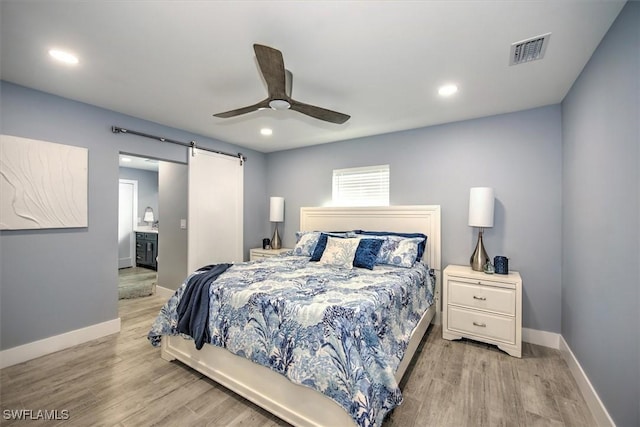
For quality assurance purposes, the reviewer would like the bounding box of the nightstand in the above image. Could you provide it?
[249,247,291,261]
[442,264,522,357]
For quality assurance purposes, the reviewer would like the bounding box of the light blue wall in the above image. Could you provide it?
[266,105,563,334]
[119,167,159,227]
[561,2,639,426]
[0,81,268,350]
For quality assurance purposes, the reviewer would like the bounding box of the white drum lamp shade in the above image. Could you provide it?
[468,187,494,227]
[468,187,494,271]
[269,197,284,249]
[269,197,284,222]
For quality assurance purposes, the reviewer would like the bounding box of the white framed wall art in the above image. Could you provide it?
[0,134,88,230]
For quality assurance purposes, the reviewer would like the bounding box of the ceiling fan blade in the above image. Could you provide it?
[253,44,287,99]
[289,100,351,124]
[213,99,270,118]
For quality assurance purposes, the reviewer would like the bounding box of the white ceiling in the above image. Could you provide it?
[0,1,625,153]
[119,154,159,172]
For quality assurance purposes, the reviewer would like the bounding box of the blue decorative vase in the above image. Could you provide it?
[494,256,509,275]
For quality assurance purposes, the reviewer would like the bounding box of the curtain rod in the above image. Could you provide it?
[111,126,246,164]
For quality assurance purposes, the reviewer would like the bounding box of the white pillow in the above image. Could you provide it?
[318,236,360,268]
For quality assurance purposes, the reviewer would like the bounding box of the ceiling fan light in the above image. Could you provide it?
[269,99,291,110]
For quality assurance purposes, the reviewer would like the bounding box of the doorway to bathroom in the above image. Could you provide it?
[118,154,159,299]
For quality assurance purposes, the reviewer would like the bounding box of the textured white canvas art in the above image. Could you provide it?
[0,134,88,230]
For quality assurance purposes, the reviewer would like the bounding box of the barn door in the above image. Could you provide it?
[187,149,243,272]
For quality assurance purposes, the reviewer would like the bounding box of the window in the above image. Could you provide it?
[332,165,389,206]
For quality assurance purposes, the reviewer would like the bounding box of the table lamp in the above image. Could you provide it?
[143,207,155,227]
[270,196,284,249]
[468,187,494,271]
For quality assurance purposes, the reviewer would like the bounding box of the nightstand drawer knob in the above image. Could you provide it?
[473,295,487,301]
[473,321,487,328]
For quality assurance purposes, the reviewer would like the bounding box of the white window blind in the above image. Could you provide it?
[332,165,389,206]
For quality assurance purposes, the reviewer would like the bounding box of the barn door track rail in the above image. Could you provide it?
[111,126,246,164]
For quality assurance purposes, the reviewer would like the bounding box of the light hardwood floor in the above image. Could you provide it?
[0,295,596,426]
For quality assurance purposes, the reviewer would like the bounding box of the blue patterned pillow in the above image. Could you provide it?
[357,231,427,261]
[376,236,425,267]
[293,231,321,256]
[318,236,360,268]
[353,238,384,270]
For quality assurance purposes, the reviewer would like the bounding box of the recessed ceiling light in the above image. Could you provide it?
[438,84,458,97]
[260,128,273,136]
[48,49,79,65]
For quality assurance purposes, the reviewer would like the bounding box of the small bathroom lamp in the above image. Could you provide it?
[143,207,155,226]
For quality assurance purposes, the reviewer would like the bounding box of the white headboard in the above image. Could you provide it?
[300,205,441,274]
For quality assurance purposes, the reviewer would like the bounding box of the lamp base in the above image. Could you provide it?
[470,229,489,272]
[271,224,282,250]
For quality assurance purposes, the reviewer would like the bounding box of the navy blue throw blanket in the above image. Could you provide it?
[177,263,232,350]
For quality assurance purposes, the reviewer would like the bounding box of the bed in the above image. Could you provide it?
[149,205,441,427]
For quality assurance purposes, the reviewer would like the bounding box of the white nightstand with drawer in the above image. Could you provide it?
[249,247,291,261]
[443,264,522,357]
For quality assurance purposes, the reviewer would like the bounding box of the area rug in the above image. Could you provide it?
[118,267,156,299]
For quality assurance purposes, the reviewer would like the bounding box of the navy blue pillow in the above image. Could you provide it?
[356,231,428,261]
[353,238,384,270]
[309,233,328,261]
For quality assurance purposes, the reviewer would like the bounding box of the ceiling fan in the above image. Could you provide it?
[213,44,350,124]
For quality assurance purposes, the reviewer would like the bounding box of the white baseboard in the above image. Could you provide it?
[156,285,175,300]
[523,327,560,349]
[559,336,615,427]
[0,318,121,369]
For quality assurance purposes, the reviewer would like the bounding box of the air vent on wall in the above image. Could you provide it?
[510,33,551,65]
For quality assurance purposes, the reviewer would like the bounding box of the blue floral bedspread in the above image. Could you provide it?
[148,255,434,427]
